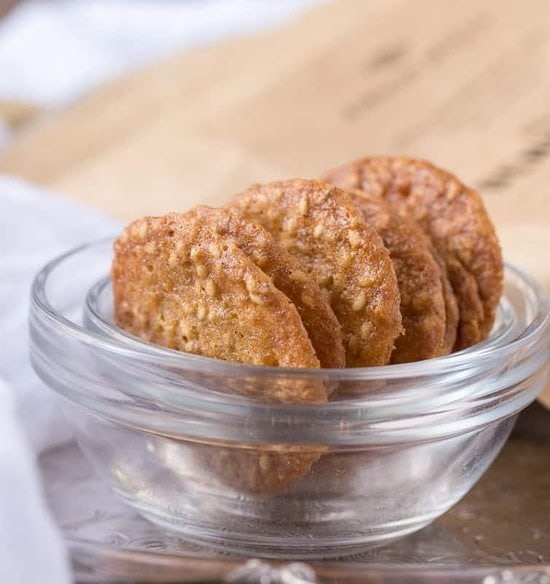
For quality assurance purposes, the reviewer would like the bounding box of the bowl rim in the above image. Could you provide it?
[29,238,550,442]
[32,237,550,381]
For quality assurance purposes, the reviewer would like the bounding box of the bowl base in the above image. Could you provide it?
[137,507,434,559]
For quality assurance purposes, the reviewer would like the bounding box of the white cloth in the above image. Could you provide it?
[0,2,321,582]
[0,178,119,452]
[0,0,320,108]
[0,178,119,584]
[0,379,70,584]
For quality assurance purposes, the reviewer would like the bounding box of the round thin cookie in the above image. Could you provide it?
[228,179,402,367]
[197,442,326,496]
[324,157,503,350]
[112,212,326,494]
[348,189,454,362]
[112,212,323,398]
[190,206,345,368]
[424,239,460,354]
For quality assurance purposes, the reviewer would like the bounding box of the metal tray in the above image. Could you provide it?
[40,403,550,583]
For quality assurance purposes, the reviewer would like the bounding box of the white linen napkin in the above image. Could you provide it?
[0,0,320,108]
[0,177,119,583]
[0,379,70,584]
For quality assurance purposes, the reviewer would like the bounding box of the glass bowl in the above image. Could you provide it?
[30,239,550,559]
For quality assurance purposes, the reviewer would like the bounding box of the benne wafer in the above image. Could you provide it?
[112,212,324,398]
[228,179,402,366]
[348,189,454,362]
[189,206,345,368]
[324,157,503,350]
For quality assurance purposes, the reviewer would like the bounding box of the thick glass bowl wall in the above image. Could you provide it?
[30,240,550,558]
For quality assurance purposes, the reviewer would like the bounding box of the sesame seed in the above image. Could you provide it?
[138,222,148,239]
[352,292,367,311]
[347,230,362,249]
[313,223,324,238]
[144,241,156,255]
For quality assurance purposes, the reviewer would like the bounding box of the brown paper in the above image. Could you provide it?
[1,0,549,403]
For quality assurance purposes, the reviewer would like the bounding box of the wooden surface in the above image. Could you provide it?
[1,0,549,403]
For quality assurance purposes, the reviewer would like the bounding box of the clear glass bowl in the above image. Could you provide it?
[30,239,550,559]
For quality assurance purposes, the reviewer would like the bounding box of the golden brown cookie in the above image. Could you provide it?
[228,179,402,367]
[112,212,327,494]
[198,441,327,495]
[425,240,460,354]
[348,189,455,362]
[189,206,345,368]
[112,212,324,398]
[323,157,503,350]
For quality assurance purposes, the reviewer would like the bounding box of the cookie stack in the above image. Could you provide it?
[112,156,504,493]
[112,156,503,386]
